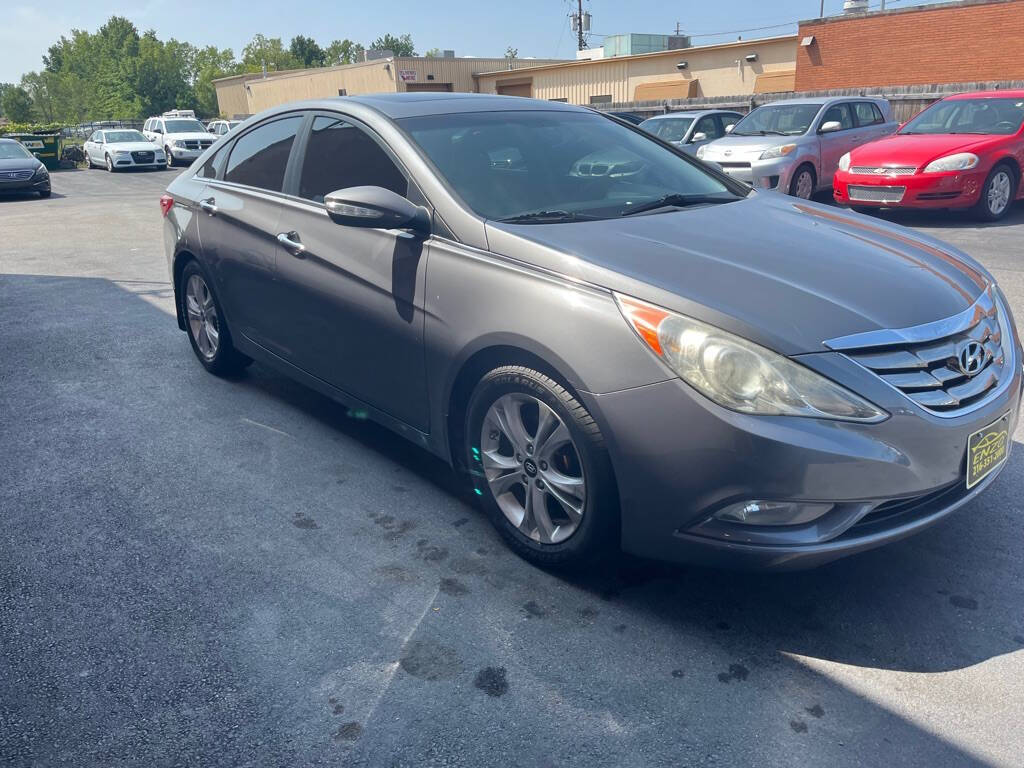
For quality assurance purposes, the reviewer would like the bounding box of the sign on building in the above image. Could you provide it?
[398,70,417,82]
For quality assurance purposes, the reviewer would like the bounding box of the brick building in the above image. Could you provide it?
[796,0,1024,91]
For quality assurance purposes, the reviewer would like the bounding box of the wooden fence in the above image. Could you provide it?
[594,80,1024,122]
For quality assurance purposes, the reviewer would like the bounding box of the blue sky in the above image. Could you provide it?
[1,0,952,83]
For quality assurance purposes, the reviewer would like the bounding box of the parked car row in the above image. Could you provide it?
[638,90,1024,221]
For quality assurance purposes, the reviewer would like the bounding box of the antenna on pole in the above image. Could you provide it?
[570,0,590,51]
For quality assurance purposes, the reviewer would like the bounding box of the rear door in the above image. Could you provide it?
[817,102,856,186]
[194,113,304,349]
[269,112,430,430]
[853,101,893,142]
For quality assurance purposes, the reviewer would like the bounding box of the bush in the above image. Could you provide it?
[0,122,64,135]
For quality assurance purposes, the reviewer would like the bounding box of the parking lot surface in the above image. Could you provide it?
[2,169,1023,767]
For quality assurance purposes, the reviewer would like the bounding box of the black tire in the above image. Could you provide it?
[464,365,618,568]
[38,189,51,198]
[165,146,174,168]
[105,154,116,173]
[179,260,252,376]
[973,163,1018,222]
[789,164,816,199]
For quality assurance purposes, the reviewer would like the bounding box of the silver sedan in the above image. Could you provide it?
[83,130,166,172]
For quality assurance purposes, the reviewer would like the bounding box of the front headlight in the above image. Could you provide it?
[173,140,187,148]
[616,294,887,422]
[32,165,48,178]
[923,152,979,173]
[838,152,851,172]
[115,151,131,158]
[759,143,797,161]
[695,145,707,160]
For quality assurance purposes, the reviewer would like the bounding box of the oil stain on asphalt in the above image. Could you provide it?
[717,664,750,683]
[474,667,509,697]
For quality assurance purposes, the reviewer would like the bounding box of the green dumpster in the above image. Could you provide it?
[5,133,62,170]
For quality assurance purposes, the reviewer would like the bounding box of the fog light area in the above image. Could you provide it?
[714,500,835,526]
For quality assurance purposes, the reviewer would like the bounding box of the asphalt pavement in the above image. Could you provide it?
[2,168,1023,767]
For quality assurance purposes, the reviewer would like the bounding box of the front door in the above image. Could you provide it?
[270,114,430,431]
[817,102,856,187]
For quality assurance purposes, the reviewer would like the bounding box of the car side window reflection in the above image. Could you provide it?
[298,116,408,204]
[822,103,855,131]
[224,116,302,192]
[693,115,722,140]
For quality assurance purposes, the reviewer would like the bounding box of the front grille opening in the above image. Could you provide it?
[839,291,1007,415]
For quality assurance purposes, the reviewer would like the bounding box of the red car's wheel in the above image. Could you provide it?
[973,164,1018,222]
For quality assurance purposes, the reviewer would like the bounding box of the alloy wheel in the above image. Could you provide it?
[165,147,173,168]
[106,155,113,172]
[479,393,587,545]
[185,274,220,360]
[988,170,1012,216]
[792,169,814,199]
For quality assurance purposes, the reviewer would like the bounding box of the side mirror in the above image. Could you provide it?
[724,124,735,134]
[819,120,842,134]
[690,131,708,143]
[325,186,430,234]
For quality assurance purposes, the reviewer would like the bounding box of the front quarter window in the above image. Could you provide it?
[398,110,742,222]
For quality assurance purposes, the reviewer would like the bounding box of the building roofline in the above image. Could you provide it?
[799,0,1019,26]
[472,34,798,78]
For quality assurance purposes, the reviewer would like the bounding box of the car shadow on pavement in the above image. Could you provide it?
[837,199,1024,230]
[3,274,1019,766]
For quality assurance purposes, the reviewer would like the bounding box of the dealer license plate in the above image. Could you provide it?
[966,413,1010,489]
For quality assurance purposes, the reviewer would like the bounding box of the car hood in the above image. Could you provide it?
[700,134,805,161]
[0,157,42,172]
[485,193,989,355]
[107,141,163,152]
[850,133,998,168]
[164,132,214,141]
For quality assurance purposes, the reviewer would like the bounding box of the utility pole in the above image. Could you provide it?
[576,0,585,51]
[820,0,825,17]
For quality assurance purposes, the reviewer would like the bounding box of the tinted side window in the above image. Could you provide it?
[298,116,408,204]
[197,149,223,179]
[854,102,883,126]
[693,115,723,140]
[822,103,854,131]
[719,113,741,133]
[224,116,302,191]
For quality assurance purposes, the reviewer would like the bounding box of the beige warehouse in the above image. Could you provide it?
[215,56,567,117]
[475,35,798,104]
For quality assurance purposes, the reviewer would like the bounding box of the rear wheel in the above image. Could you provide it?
[789,164,816,199]
[973,164,1017,222]
[465,365,617,568]
[180,260,251,375]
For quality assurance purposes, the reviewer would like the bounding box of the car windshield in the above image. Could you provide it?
[0,142,33,160]
[730,103,823,136]
[165,119,206,133]
[104,130,147,143]
[398,110,740,222]
[229,121,242,128]
[900,97,1024,136]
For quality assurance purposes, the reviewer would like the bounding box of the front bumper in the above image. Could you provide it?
[0,176,50,195]
[582,349,1022,570]
[834,168,988,209]
[112,154,166,168]
[168,147,204,161]
[716,155,800,193]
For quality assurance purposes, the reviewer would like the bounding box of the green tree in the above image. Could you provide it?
[2,86,33,122]
[424,48,441,58]
[241,34,299,73]
[369,34,415,57]
[0,83,13,116]
[325,39,364,65]
[289,35,325,68]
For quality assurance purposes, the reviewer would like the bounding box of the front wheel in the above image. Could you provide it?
[105,154,115,173]
[973,164,1017,222]
[180,260,251,376]
[789,165,816,200]
[165,147,174,168]
[465,366,618,568]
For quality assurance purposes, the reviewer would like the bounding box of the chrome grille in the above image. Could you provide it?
[131,150,154,163]
[848,185,906,203]
[850,166,917,176]
[825,287,1011,415]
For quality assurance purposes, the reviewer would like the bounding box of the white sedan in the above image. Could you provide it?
[83,129,166,172]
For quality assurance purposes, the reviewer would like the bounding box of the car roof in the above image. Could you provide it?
[293,93,589,119]
[643,110,739,121]
[946,90,1024,100]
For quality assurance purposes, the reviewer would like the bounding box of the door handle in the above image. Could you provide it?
[199,198,217,216]
[277,231,307,257]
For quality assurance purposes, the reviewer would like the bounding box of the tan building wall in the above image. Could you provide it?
[216,57,567,116]
[475,36,797,104]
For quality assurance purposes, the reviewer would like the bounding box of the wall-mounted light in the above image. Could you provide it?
[676,61,688,70]
[801,35,816,47]
[745,53,758,62]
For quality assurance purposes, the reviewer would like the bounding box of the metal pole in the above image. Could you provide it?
[577,0,585,50]
[820,0,825,17]
[881,0,886,9]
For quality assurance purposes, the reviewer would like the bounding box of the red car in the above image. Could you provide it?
[833,90,1024,220]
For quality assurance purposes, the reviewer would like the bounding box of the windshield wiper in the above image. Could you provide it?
[497,210,599,224]
[620,194,739,217]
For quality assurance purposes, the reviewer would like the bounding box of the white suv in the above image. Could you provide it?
[143,112,215,168]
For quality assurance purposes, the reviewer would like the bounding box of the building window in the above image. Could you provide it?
[549,98,568,103]
[589,95,613,104]
[338,88,347,96]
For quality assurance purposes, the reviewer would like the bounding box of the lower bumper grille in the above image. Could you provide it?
[917,191,962,201]
[848,185,906,203]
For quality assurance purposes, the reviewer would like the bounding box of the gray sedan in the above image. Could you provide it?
[162,94,1020,571]
[639,110,743,155]
[697,96,897,197]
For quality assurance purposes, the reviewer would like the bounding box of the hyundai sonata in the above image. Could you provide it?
[161,94,1020,570]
